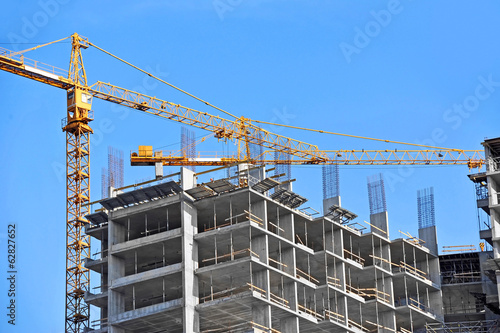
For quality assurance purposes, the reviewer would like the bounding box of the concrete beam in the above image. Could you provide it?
[111,263,182,289]
[110,194,181,220]
[109,298,182,325]
[111,228,182,254]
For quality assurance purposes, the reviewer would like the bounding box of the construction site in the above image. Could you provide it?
[78,137,500,333]
[0,20,499,333]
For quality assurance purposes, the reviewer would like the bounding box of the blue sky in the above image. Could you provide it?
[1,1,499,331]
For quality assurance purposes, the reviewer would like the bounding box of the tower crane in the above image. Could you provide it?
[0,33,485,333]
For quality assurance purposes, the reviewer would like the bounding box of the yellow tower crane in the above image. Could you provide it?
[0,33,485,333]
[0,33,93,332]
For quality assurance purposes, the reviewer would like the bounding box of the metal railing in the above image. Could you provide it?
[0,46,68,77]
[396,297,444,322]
[487,157,500,172]
[426,320,499,333]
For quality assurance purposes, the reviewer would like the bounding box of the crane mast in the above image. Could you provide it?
[62,33,93,333]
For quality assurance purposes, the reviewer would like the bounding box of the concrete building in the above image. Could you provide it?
[84,165,443,333]
[470,137,500,310]
[436,136,500,333]
[429,251,500,332]
[441,251,498,320]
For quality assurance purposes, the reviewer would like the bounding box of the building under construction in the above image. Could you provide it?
[443,137,500,333]
[427,251,500,333]
[84,165,444,333]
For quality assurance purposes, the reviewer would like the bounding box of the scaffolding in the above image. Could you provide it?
[426,320,499,333]
[440,252,482,285]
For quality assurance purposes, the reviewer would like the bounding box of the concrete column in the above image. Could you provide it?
[323,196,341,214]
[250,232,270,297]
[488,176,499,206]
[252,304,272,331]
[375,267,394,308]
[181,167,196,191]
[378,308,396,332]
[428,288,444,317]
[251,234,268,265]
[496,272,500,309]
[370,211,389,238]
[336,262,345,290]
[490,210,500,259]
[237,163,252,186]
[249,165,265,182]
[249,193,270,300]
[333,228,343,257]
[250,195,269,304]
[381,242,391,272]
[108,218,126,333]
[418,225,438,256]
[155,162,163,178]
[281,247,295,277]
[181,197,199,332]
[109,217,125,246]
[252,198,267,229]
[387,276,395,306]
[339,295,347,324]
[426,256,440,286]
[280,316,299,332]
[252,269,270,300]
[280,212,294,243]
[324,221,334,253]
[330,294,347,325]
[108,185,122,198]
[327,256,341,288]
[326,259,335,282]
[283,281,297,311]
[487,175,500,259]
[276,181,293,192]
